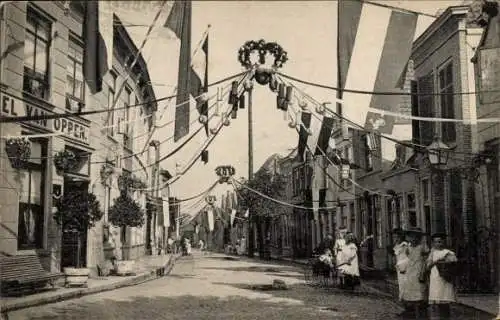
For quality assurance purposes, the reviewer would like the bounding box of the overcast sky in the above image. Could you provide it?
[112,0,468,215]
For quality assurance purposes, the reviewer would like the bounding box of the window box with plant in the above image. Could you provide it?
[5,137,31,169]
[53,150,79,174]
[53,190,103,287]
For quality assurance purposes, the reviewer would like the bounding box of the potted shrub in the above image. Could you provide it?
[53,150,79,173]
[5,137,31,169]
[108,192,145,275]
[54,190,104,287]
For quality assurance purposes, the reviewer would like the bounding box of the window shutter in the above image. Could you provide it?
[417,73,435,146]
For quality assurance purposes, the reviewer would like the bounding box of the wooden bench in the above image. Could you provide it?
[0,255,62,296]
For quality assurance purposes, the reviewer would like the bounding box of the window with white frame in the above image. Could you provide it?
[439,62,456,143]
[18,138,47,250]
[66,36,85,111]
[24,7,51,99]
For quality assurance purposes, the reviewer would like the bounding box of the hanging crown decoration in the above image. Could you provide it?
[238,39,288,70]
[215,165,235,184]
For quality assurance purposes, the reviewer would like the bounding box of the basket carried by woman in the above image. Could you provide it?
[435,260,459,283]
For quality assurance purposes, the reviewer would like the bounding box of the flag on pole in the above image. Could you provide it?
[83,1,110,94]
[165,0,192,141]
[230,209,236,226]
[306,108,335,156]
[311,156,327,221]
[296,112,312,162]
[191,33,209,136]
[163,198,170,228]
[232,191,238,208]
[338,0,418,135]
[207,208,214,232]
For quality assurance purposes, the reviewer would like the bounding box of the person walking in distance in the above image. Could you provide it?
[426,233,458,319]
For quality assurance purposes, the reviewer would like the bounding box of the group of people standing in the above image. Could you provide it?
[393,227,458,319]
[315,229,361,289]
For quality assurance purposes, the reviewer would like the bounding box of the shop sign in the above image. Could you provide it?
[1,94,89,145]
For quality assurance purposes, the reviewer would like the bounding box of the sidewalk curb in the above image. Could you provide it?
[1,254,180,316]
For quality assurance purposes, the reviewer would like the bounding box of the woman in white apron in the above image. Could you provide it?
[336,232,360,290]
[400,227,429,318]
[426,232,457,319]
[392,228,409,302]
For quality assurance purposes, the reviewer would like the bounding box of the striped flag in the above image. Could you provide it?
[165,0,193,141]
[230,209,236,226]
[296,112,312,162]
[83,1,110,94]
[191,34,209,136]
[163,197,170,228]
[306,108,335,156]
[311,155,327,221]
[207,208,214,232]
[338,0,418,135]
[166,1,210,141]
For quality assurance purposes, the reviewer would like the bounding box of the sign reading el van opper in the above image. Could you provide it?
[1,93,89,145]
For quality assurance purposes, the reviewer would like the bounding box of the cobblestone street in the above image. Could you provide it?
[7,252,493,320]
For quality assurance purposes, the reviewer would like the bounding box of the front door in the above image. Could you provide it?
[61,179,89,268]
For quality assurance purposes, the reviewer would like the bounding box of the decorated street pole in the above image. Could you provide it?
[236,39,288,258]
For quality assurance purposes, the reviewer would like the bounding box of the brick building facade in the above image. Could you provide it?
[470,0,500,293]
[0,1,158,275]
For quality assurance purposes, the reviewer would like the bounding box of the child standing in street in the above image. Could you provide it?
[393,228,409,302]
[426,233,458,319]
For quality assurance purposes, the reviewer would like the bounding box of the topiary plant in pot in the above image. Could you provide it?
[54,190,103,287]
[108,192,145,275]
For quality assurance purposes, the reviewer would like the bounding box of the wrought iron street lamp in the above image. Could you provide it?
[427,136,450,166]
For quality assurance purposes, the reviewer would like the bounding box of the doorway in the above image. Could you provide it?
[60,179,89,268]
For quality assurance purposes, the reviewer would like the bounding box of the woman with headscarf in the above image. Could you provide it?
[393,228,409,302]
[426,232,458,319]
[399,227,429,319]
[336,232,360,290]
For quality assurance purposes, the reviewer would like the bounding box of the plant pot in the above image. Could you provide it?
[63,267,90,287]
[114,260,136,276]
